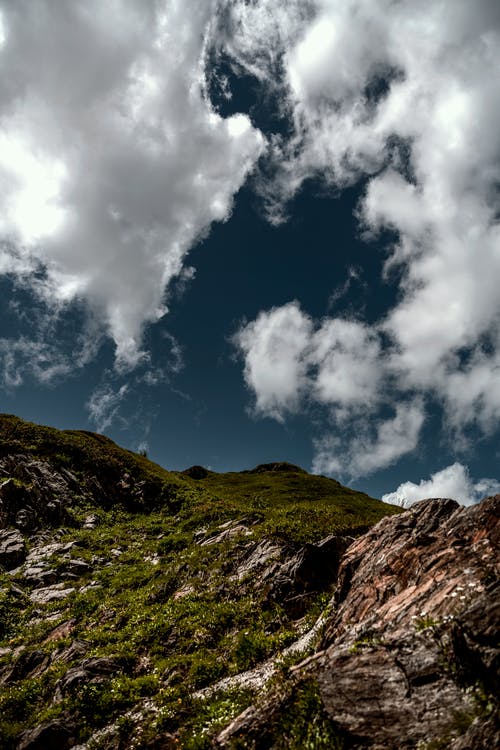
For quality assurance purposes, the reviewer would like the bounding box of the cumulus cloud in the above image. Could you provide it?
[0,0,263,367]
[235,302,385,423]
[313,400,425,479]
[235,301,422,478]
[234,301,313,421]
[382,463,500,508]
[229,0,500,476]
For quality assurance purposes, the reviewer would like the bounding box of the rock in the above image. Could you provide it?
[201,523,253,546]
[0,528,26,569]
[64,558,91,576]
[17,719,74,750]
[232,539,282,581]
[451,715,500,750]
[30,583,75,604]
[268,534,352,616]
[53,639,89,664]
[22,565,59,586]
[54,657,122,701]
[83,513,98,529]
[0,648,49,685]
[42,619,77,643]
[0,456,75,530]
[217,496,500,749]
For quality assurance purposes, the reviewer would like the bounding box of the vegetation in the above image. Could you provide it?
[0,414,401,747]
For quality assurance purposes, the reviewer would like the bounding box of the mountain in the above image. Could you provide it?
[0,415,497,749]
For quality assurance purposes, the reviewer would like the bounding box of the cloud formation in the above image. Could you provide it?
[382,463,500,508]
[0,0,263,367]
[1,0,498,480]
[231,0,500,476]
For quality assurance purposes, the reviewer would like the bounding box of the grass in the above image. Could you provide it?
[0,414,402,747]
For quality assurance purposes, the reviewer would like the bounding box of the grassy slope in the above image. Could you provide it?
[0,415,400,748]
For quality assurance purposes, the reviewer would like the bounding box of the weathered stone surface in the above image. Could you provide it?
[232,539,282,582]
[217,496,500,749]
[267,534,353,616]
[201,521,253,546]
[0,456,76,530]
[0,528,26,569]
[0,648,49,685]
[54,657,122,701]
[17,719,74,750]
[29,583,75,604]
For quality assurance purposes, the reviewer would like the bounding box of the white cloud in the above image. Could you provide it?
[235,303,385,425]
[0,0,264,368]
[235,302,424,477]
[234,301,313,422]
[87,382,129,433]
[228,0,500,475]
[311,318,383,415]
[382,463,500,508]
[313,400,424,479]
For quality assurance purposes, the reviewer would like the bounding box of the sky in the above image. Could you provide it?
[0,0,499,506]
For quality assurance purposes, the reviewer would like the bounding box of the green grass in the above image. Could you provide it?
[0,414,402,747]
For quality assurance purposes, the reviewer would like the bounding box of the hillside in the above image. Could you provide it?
[0,415,497,749]
[0,415,399,749]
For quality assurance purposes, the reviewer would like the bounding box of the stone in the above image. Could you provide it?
[216,496,500,749]
[0,528,26,569]
[30,583,75,604]
[54,657,122,701]
[201,523,253,546]
[268,534,353,616]
[17,720,74,750]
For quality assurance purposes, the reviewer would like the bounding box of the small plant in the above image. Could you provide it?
[348,631,384,654]
[414,614,441,631]
[273,679,346,750]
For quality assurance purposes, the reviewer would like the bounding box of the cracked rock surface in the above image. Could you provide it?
[217,496,500,749]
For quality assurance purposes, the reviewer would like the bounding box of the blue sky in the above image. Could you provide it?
[0,0,499,506]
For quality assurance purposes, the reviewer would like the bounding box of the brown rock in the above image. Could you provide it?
[217,496,500,749]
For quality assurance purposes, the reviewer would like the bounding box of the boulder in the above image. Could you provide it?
[17,720,74,750]
[0,528,26,569]
[268,534,353,616]
[54,657,122,701]
[29,583,75,605]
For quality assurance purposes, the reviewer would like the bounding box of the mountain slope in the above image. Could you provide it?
[0,415,399,749]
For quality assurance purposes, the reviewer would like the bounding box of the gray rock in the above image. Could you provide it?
[17,719,74,750]
[0,528,26,569]
[83,513,98,529]
[201,523,253,546]
[62,558,91,576]
[233,539,282,581]
[54,657,122,701]
[23,566,59,586]
[30,583,75,604]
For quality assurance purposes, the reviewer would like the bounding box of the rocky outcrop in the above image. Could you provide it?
[17,720,75,750]
[217,496,500,749]
[0,457,79,531]
[267,534,353,616]
[0,529,26,569]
